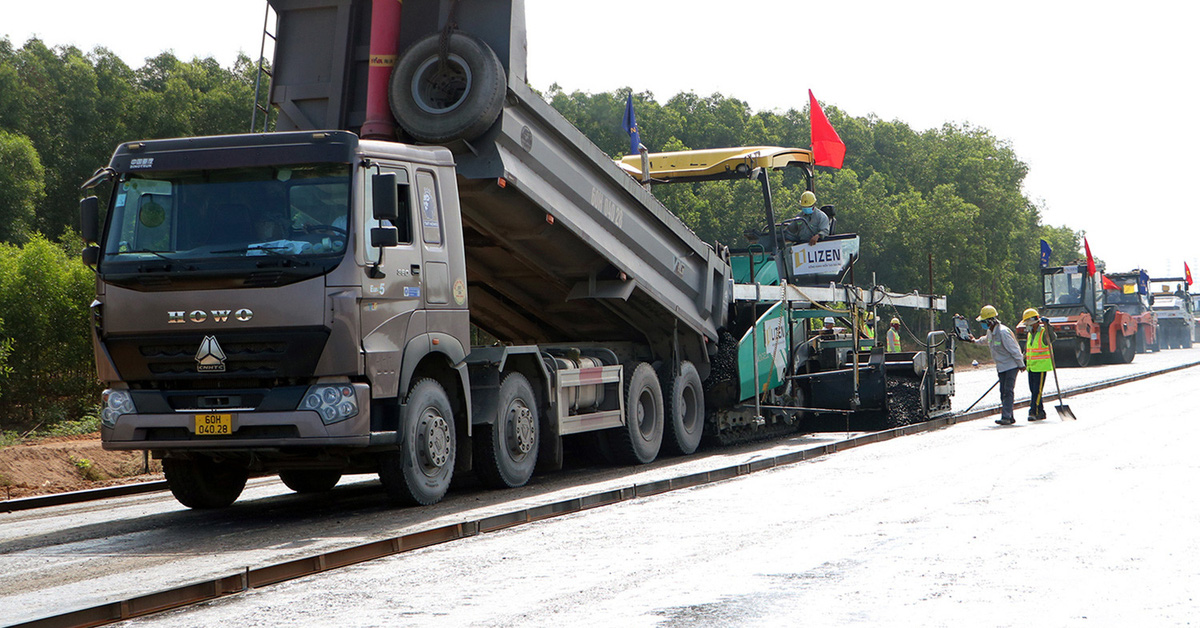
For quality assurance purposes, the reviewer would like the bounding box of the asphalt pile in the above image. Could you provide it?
[884,377,923,427]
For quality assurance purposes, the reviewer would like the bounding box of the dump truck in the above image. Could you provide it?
[1102,270,1158,353]
[1149,278,1195,349]
[1024,262,1139,366]
[80,0,951,509]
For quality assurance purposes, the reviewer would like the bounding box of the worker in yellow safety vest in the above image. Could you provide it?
[886,317,902,352]
[860,312,876,340]
[1023,307,1056,421]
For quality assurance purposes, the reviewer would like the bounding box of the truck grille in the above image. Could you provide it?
[105,327,330,384]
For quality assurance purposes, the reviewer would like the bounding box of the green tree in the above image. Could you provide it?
[0,234,98,431]
[0,130,44,243]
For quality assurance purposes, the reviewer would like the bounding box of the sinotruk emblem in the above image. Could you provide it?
[195,336,227,373]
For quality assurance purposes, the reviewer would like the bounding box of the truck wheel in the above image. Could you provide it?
[390,32,506,143]
[1057,338,1090,367]
[661,361,704,455]
[475,372,539,489]
[1114,334,1136,364]
[606,362,664,464]
[163,457,248,509]
[379,378,456,506]
[279,469,342,494]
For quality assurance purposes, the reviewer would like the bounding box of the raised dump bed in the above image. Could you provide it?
[268,0,728,352]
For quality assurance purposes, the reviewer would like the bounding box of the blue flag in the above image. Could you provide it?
[1138,270,1150,295]
[622,94,640,155]
[1039,239,1052,268]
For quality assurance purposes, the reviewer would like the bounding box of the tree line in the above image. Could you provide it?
[0,37,1079,432]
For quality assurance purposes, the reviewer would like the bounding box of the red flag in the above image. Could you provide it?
[809,90,845,169]
[1084,238,1096,276]
[1187,262,1194,286]
[1102,275,1118,291]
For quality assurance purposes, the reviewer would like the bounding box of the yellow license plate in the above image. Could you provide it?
[195,413,232,436]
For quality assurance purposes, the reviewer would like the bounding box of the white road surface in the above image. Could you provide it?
[122,352,1200,627]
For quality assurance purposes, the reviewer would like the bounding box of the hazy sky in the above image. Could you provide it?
[4,0,1197,278]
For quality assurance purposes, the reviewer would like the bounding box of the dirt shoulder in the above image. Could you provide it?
[0,433,162,501]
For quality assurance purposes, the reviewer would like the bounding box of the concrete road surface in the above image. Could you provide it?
[123,362,1200,627]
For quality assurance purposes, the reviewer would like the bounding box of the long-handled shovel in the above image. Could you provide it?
[964,378,1000,413]
[1048,347,1077,421]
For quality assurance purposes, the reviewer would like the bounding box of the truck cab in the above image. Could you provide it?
[1023,263,1137,366]
[1150,279,1195,349]
[1101,271,1158,353]
[83,132,481,507]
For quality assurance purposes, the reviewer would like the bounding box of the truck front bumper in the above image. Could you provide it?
[101,383,374,451]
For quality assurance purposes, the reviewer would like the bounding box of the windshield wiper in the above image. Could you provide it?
[212,244,313,267]
[118,249,192,273]
[120,249,174,262]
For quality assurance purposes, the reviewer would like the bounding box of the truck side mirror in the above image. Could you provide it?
[82,245,100,267]
[371,226,399,248]
[80,196,101,244]
[372,173,399,221]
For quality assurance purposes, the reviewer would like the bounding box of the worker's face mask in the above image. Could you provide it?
[801,207,814,216]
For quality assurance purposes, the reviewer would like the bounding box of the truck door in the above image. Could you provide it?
[361,166,422,399]
[413,168,470,354]
[414,169,453,307]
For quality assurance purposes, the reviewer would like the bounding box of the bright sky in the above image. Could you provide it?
[4,0,1197,279]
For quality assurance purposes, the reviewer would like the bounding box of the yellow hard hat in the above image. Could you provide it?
[890,317,900,326]
[1022,308,1039,322]
[977,305,998,321]
[800,190,817,207]
[865,312,874,321]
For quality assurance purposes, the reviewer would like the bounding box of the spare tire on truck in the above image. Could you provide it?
[389,32,506,143]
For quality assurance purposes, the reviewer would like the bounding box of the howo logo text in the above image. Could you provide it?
[168,309,254,324]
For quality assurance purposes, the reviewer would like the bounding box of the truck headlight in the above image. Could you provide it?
[101,389,135,427]
[301,384,359,425]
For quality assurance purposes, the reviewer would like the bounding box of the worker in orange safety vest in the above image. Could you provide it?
[1023,307,1056,421]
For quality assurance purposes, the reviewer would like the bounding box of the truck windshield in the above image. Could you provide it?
[103,164,350,263]
[1104,281,1142,306]
[1044,268,1085,306]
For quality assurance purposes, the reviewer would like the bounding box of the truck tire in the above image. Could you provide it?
[1135,329,1146,354]
[661,361,704,455]
[389,32,506,143]
[1056,338,1090,368]
[1113,334,1135,364]
[605,362,664,464]
[279,469,342,494]
[379,378,456,506]
[163,457,248,509]
[475,372,539,489]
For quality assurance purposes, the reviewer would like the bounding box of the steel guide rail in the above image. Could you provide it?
[11,359,1200,628]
